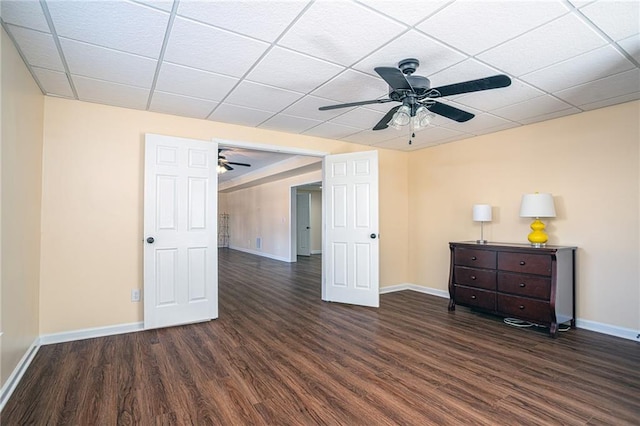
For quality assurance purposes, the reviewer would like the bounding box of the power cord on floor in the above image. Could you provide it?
[503,317,571,332]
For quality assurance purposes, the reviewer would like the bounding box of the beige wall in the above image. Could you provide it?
[1,28,44,386]
[408,101,640,330]
[39,97,409,334]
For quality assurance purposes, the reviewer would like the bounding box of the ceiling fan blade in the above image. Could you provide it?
[375,67,413,91]
[373,105,401,131]
[428,101,474,123]
[222,163,233,171]
[319,98,394,111]
[227,161,251,167]
[431,75,511,97]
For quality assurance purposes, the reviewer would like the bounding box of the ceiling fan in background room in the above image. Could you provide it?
[319,58,512,144]
[217,149,251,174]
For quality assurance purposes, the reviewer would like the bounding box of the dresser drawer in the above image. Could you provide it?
[498,252,551,276]
[454,266,496,290]
[497,294,552,324]
[454,248,496,269]
[497,272,551,299]
[455,286,496,311]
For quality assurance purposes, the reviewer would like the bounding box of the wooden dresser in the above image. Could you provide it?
[447,241,576,337]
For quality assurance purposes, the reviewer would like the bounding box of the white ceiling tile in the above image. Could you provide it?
[428,59,503,89]
[341,129,397,145]
[259,114,322,134]
[132,0,174,12]
[6,25,64,71]
[176,0,309,42]
[1,0,50,31]
[164,16,270,77]
[72,75,149,110]
[555,69,640,106]
[438,112,516,134]
[312,69,387,103]
[31,67,73,98]
[155,62,239,101]
[579,91,640,111]
[149,91,218,119]
[278,0,406,66]
[418,1,569,55]
[618,34,640,63]
[579,0,640,41]
[520,45,636,92]
[491,95,574,122]
[209,104,275,127]
[302,122,360,139]
[470,121,521,136]
[224,81,304,112]
[362,0,448,26]
[477,13,608,76]
[455,78,543,111]
[47,0,169,58]
[330,108,385,130]
[281,95,351,121]
[245,47,344,93]
[352,30,466,78]
[60,38,157,88]
[518,107,581,125]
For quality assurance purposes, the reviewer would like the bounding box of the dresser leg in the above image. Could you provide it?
[550,322,558,338]
[448,299,456,311]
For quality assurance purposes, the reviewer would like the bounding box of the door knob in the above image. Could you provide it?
[370,233,377,239]
[146,237,155,244]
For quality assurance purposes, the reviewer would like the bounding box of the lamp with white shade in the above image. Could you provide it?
[519,193,556,247]
[472,204,492,244]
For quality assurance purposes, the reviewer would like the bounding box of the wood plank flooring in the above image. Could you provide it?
[3,248,639,425]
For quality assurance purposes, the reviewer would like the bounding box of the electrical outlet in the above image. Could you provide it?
[131,289,141,302]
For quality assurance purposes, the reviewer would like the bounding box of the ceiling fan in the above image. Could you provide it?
[319,58,511,134]
[218,149,251,172]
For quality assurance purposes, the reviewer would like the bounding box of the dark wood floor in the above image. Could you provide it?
[3,249,639,425]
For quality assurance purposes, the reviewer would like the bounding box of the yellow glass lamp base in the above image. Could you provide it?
[527,218,548,247]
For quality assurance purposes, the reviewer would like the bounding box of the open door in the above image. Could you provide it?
[143,134,218,329]
[322,150,379,307]
[296,192,311,256]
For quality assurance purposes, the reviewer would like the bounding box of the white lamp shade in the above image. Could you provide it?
[520,193,556,218]
[472,204,492,222]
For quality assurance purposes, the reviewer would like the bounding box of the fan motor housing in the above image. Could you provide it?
[389,75,432,100]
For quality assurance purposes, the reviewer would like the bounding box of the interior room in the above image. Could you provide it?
[1,0,639,423]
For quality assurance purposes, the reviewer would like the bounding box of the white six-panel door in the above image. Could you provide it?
[323,150,379,307]
[143,134,218,329]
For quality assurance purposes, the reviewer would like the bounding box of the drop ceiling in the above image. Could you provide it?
[1,0,639,152]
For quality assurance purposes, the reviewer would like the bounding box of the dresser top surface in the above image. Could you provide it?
[450,241,577,252]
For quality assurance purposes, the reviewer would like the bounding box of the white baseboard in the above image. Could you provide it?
[575,319,639,342]
[0,338,40,412]
[311,250,322,255]
[39,322,144,346]
[380,285,639,342]
[380,283,449,299]
[227,245,290,263]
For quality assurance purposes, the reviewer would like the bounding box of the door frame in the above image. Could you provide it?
[214,138,327,263]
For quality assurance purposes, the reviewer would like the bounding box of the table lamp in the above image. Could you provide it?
[472,204,492,244]
[519,193,556,247]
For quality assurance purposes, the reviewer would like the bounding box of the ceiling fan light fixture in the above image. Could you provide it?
[217,164,227,174]
[389,105,411,129]
[414,106,435,130]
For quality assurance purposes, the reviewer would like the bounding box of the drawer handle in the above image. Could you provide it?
[519,283,526,288]
[519,305,525,310]
[519,260,526,266]
[471,295,477,300]
[471,256,477,261]
[471,275,477,280]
